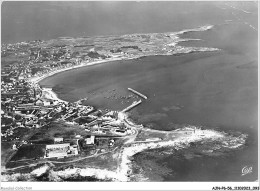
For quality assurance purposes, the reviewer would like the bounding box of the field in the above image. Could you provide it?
[28,121,89,141]
[9,144,46,162]
[1,142,15,167]
[6,144,46,169]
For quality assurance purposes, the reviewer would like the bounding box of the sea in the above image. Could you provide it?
[4,1,258,181]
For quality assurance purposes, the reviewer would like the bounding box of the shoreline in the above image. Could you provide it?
[41,87,68,103]
[30,56,139,84]
[28,49,219,104]
[28,56,139,104]
[29,56,140,103]
[1,127,247,182]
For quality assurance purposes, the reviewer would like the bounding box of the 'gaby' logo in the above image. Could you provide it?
[241,166,252,176]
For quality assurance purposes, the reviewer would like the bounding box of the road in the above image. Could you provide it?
[4,114,140,172]
[4,146,119,172]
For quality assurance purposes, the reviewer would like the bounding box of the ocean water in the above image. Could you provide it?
[39,20,258,181]
[2,1,257,44]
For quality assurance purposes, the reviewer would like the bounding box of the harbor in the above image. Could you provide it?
[128,88,148,100]
[121,88,148,113]
[122,100,142,113]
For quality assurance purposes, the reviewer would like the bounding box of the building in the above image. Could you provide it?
[43,100,51,106]
[54,137,63,144]
[35,99,44,106]
[44,143,70,158]
[85,135,95,145]
[12,144,17,150]
[44,143,79,158]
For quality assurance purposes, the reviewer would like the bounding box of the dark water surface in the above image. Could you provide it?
[39,22,258,181]
[2,1,257,44]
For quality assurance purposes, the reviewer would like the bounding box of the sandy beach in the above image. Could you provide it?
[30,57,128,84]
[41,87,68,103]
[29,56,138,103]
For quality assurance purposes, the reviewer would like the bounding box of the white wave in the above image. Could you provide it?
[225,3,252,14]
[55,167,122,181]
[31,165,50,177]
[1,173,33,182]
[116,127,248,181]
[172,46,220,54]
[171,25,214,36]
[167,38,201,47]
[2,127,247,182]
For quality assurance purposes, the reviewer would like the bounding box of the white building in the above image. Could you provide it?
[54,137,63,143]
[85,135,95,145]
[44,143,70,158]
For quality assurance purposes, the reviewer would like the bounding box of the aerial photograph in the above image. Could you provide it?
[1,0,258,187]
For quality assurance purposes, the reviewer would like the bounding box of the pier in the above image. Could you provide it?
[128,88,147,100]
[122,100,142,112]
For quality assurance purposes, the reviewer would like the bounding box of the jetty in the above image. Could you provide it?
[128,88,147,100]
[122,100,142,112]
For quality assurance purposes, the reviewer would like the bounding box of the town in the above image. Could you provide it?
[2,72,145,170]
